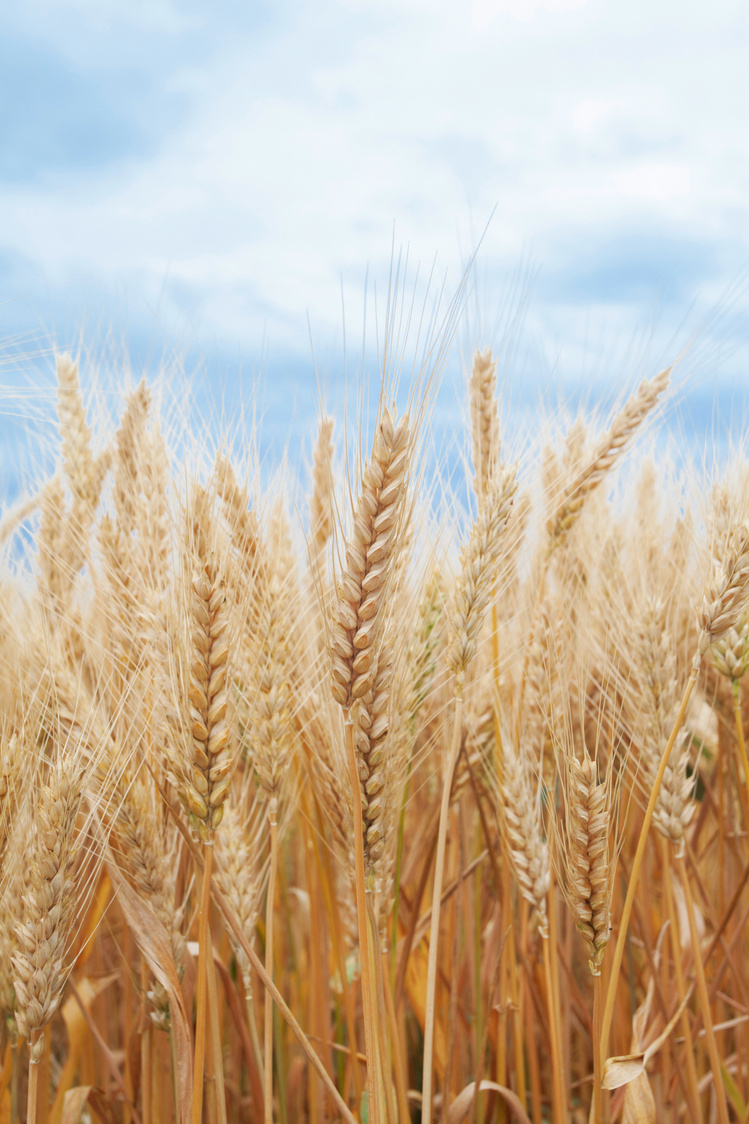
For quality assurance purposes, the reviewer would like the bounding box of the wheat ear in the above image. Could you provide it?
[310,415,335,562]
[548,367,670,548]
[501,741,550,937]
[469,347,500,502]
[13,766,82,1123]
[447,465,518,692]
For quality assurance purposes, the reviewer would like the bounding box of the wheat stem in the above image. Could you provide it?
[677,852,730,1124]
[541,934,566,1124]
[345,715,380,1124]
[422,692,463,1124]
[545,876,568,1124]
[264,805,278,1124]
[27,1050,40,1124]
[598,669,696,1072]
[205,927,226,1124]
[591,975,602,1124]
[732,680,749,816]
[191,837,214,1124]
[241,972,264,1090]
[660,836,702,1119]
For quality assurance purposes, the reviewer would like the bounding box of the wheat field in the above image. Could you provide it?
[1,323,748,1124]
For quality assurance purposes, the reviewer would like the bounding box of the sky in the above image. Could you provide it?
[1,0,749,495]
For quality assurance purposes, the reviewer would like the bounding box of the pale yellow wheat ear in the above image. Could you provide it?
[106,764,187,1029]
[469,346,500,502]
[497,734,550,937]
[564,749,612,976]
[708,481,749,681]
[169,488,233,838]
[51,354,109,600]
[56,351,108,516]
[309,415,336,567]
[632,597,696,858]
[330,404,411,870]
[446,464,518,695]
[0,812,31,1021]
[696,519,749,667]
[13,754,85,1063]
[547,367,671,551]
[550,652,622,979]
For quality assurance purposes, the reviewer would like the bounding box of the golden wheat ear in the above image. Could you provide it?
[13,764,84,1058]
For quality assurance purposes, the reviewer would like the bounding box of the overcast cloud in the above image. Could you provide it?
[1,0,748,484]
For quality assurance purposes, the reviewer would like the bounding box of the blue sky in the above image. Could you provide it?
[1,0,749,496]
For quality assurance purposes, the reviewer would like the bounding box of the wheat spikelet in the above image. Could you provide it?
[215,454,262,579]
[110,769,186,1026]
[650,729,695,858]
[548,367,670,548]
[330,406,410,709]
[0,813,31,1020]
[447,465,517,692]
[633,599,696,857]
[0,726,19,869]
[175,518,233,835]
[697,522,749,662]
[112,381,151,533]
[352,639,392,872]
[216,799,263,977]
[38,476,68,606]
[712,612,749,681]
[470,347,500,501]
[12,766,82,1059]
[251,566,295,803]
[501,741,550,937]
[566,753,611,975]
[56,352,102,511]
[310,416,335,560]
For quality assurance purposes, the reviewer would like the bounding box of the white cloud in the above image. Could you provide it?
[608,164,691,202]
[571,99,624,132]
[0,0,747,374]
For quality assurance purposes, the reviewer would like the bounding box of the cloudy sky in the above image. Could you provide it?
[2,0,748,485]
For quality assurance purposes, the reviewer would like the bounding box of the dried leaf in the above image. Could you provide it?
[447,1081,533,1124]
[603,1055,647,1090]
[50,975,119,1124]
[622,1072,656,1124]
[60,1087,92,1124]
[60,1087,119,1124]
[603,990,690,1090]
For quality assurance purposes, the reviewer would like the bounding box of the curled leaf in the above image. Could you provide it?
[603,1055,646,1091]
[447,1081,533,1124]
[603,990,690,1090]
